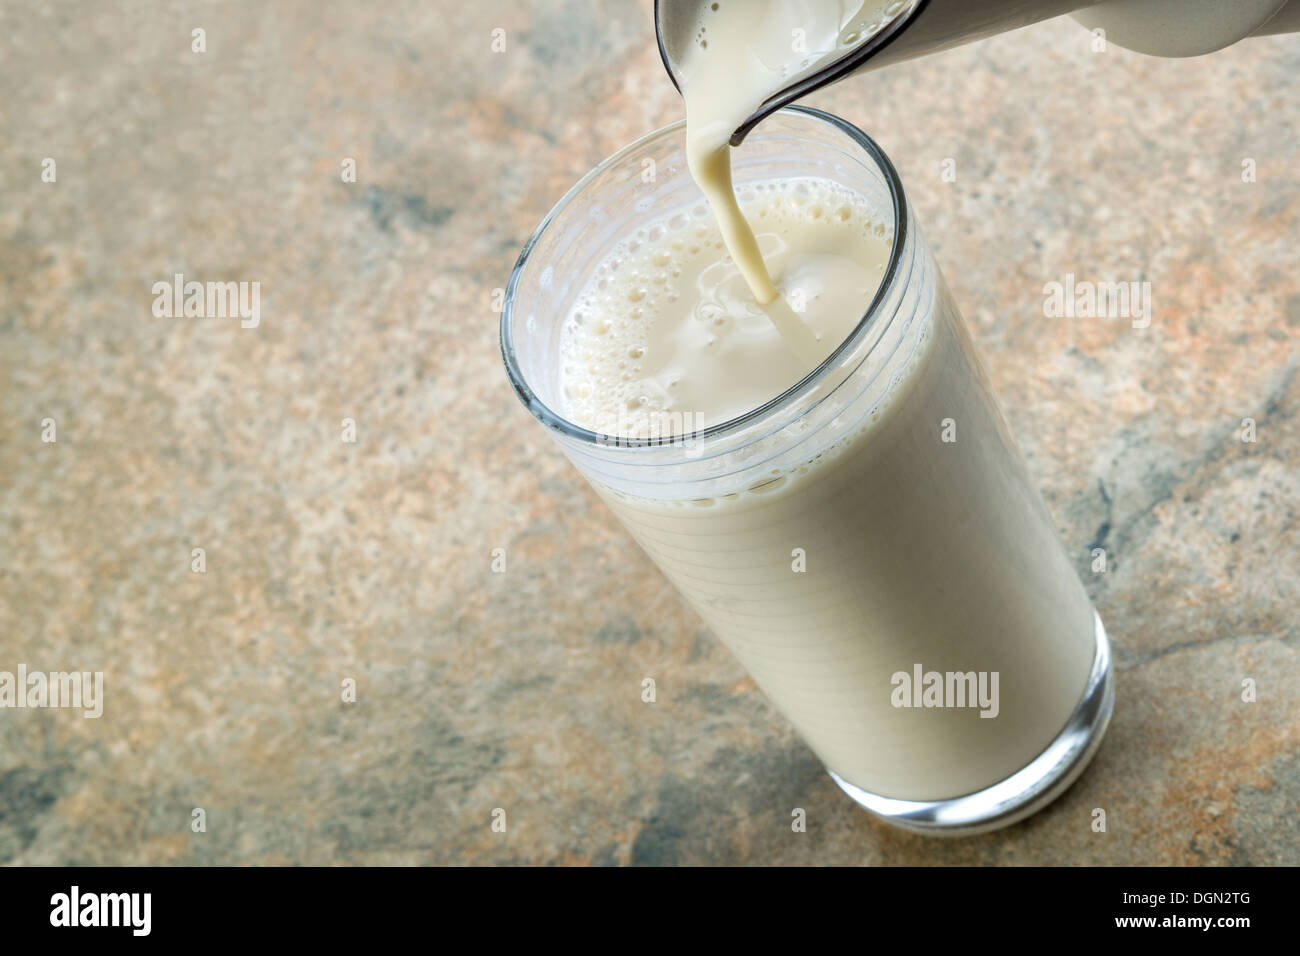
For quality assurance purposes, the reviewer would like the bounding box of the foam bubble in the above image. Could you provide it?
[558,177,896,439]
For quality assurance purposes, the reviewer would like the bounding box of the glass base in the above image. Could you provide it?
[829,612,1115,837]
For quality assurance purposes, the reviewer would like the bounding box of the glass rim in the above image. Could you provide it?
[499,105,909,448]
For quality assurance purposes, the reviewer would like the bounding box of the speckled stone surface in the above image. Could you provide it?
[1,1,1297,865]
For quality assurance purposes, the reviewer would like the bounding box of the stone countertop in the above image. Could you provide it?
[1,1,1296,866]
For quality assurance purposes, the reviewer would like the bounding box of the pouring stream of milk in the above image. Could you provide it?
[676,0,908,366]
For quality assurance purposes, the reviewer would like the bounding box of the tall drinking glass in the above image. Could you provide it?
[501,106,1113,835]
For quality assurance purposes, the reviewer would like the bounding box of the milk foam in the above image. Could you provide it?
[559,177,892,437]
